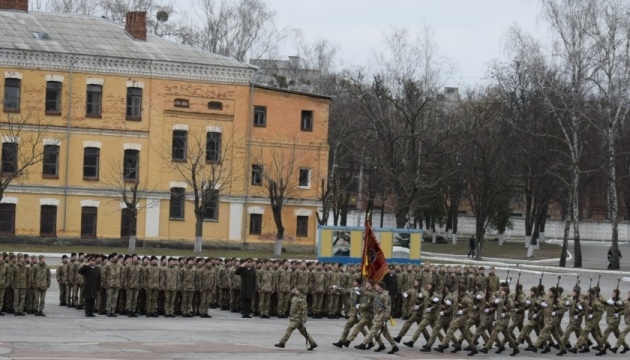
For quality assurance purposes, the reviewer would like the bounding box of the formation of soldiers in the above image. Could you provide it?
[0,252,52,316]
[3,250,630,356]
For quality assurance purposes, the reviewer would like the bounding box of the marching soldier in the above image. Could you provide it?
[353,280,399,354]
[435,285,474,354]
[516,285,544,347]
[274,288,317,351]
[393,279,424,343]
[569,288,605,354]
[612,290,630,354]
[404,282,442,348]
[476,284,519,356]
[599,288,625,355]
[344,279,384,350]
[421,284,454,352]
[332,277,367,347]
[560,285,584,349]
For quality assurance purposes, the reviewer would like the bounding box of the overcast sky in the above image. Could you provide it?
[179,0,548,87]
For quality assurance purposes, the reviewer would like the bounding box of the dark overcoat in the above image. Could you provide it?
[234,265,256,300]
[78,264,101,299]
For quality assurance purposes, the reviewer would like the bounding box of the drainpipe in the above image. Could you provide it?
[241,75,257,247]
[62,60,76,232]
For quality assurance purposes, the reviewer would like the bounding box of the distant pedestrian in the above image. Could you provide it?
[607,246,622,270]
[468,235,476,258]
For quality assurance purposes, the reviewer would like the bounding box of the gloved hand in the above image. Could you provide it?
[565,301,570,306]
[432,297,440,303]
[414,305,420,310]
[473,305,478,310]
[403,293,408,298]
[353,287,360,292]
[578,305,583,311]
[501,313,507,318]
[614,313,620,318]
[525,300,531,306]
[484,308,490,313]
[541,302,548,308]
[331,285,337,289]
[494,298,500,304]
[607,299,614,305]
[533,314,538,319]
[457,310,463,315]
[476,295,483,300]
[616,300,624,306]
[445,299,452,306]
[426,307,432,313]
[355,290,361,296]
[551,311,556,316]
[418,293,424,299]
[588,314,593,319]
[573,315,579,320]
[355,304,360,309]
[439,311,444,317]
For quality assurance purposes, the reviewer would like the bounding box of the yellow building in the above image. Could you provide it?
[0,3,330,247]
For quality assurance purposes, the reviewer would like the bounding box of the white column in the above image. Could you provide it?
[229,203,243,240]
[145,197,161,238]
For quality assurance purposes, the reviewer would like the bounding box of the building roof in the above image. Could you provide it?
[0,10,256,82]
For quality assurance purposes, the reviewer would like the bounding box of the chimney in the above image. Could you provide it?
[0,0,28,11]
[125,11,147,41]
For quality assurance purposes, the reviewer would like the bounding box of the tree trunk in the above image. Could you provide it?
[128,210,137,252]
[194,214,203,253]
[474,219,486,261]
[607,124,621,270]
[571,165,582,268]
[128,235,137,252]
[272,205,285,256]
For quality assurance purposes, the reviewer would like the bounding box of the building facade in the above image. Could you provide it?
[0,2,330,246]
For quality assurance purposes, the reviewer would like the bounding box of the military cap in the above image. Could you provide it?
[558,286,564,294]
[61,254,68,259]
[38,254,45,260]
[388,265,395,270]
[150,256,158,261]
[530,286,538,292]
[573,286,581,293]
[79,252,84,256]
[71,252,77,257]
[549,287,557,295]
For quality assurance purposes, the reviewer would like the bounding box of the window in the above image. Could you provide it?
[86,84,102,117]
[83,147,99,179]
[254,106,266,127]
[45,81,62,114]
[172,130,187,161]
[249,214,262,235]
[252,164,263,186]
[299,168,311,188]
[174,99,189,108]
[208,101,223,110]
[296,216,308,237]
[3,78,20,112]
[1,142,17,174]
[169,187,185,219]
[126,87,142,119]
[42,144,59,177]
[80,207,97,238]
[40,205,57,236]
[203,188,219,220]
[206,132,221,163]
[123,149,139,181]
[0,204,16,235]
[120,209,135,239]
[300,110,313,131]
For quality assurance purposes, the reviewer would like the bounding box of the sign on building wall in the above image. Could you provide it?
[318,225,423,264]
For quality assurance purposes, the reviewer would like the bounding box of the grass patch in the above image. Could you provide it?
[1,244,317,260]
[421,239,562,261]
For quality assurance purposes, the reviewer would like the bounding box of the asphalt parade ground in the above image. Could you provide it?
[1,250,629,360]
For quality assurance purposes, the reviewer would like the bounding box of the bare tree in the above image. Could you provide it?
[253,138,309,256]
[162,128,239,252]
[0,110,50,202]
[45,0,99,14]
[176,0,293,62]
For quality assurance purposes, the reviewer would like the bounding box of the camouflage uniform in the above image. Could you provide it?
[102,260,122,316]
[408,291,442,345]
[32,260,51,314]
[144,261,161,316]
[396,288,425,340]
[74,259,85,308]
[571,294,604,351]
[10,261,29,314]
[333,284,366,344]
[561,293,584,347]
[483,293,518,352]
[614,294,629,351]
[180,263,196,316]
[0,259,8,313]
[218,263,230,309]
[424,290,455,350]
[125,261,141,315]
[198,261,216,317]
[275,265,291,317]
[161,263,180,317]
[326,268,341,317]
[56,260,68,306]
[360,289,397,349]
[257,266,275,317]
[500,288,528,348]
[601,295,625,348]
[346,288,383,347]
[516,290,543,346]
[310,268,327,317]
[439,292,473,350]
[229,265,241,312]
[277,293,316,348]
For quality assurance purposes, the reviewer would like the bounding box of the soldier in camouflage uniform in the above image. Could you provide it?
[25,255,36,313]
[257,259,274,318]
[612,290,630,353]
[527,287,567,355]
[421,264,434,291]
[393,279,425,343]
[66,253,77,307]
[475,285,520,356]
[97,256,108,314]
[598,288,625,354]
[500,282,528,349]
[561,286,584,349]
[274,288,317,350]
[102,254,122,317]
[354,281,399,354]
[404,283,443,348]
[32,255,51,316]
[56,255,68,306]
[516,285,543,347]
[332,277,368,347]
[125,255,141,317]
[10,255,29,316]
[420,285,455,352]
[198,258,215,318]
[274,260,291,318]
[161,257,180,317]
[218,259,230,310]
[229,260,241,312]
[74,253,85,309]
[0,255,8,315]
[435,286,474,354]
[326,263,342,318]
[401,265,415,319]
[310,262,327,318]
[569,288,605,353]
[180,257,196,317]
[144,256,161,317]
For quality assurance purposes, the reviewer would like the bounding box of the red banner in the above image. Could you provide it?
[361,219,388,282]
